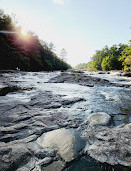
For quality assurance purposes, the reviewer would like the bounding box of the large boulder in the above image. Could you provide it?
[36,128,85,162]
[86,112,111,127]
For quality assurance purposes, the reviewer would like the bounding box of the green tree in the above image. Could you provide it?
[87,44,128,71]
[101,56,111,71]
[119,41,131,71]
[0,9,14,30]
[90,46,109,70]
[0,9,71,71]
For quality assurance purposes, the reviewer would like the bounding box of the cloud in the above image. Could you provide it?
[53,0,64,5]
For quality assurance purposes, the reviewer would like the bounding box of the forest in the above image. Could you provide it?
[0,9,71,71]
[75,43,131,71]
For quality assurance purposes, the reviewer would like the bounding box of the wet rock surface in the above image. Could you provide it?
[0,86,20,96]
[0,70,131,170]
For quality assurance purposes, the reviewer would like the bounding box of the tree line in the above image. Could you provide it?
[0,9,71,71]
[75,43,131,71]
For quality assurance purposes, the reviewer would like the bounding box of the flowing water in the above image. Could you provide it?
[2,71,130,125]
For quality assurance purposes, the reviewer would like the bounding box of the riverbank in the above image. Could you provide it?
[0,70,131,170]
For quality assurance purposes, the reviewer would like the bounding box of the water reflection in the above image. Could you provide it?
[111,113,131,126]
[64,156,131,171]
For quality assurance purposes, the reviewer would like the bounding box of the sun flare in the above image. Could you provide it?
[21,28,28,36]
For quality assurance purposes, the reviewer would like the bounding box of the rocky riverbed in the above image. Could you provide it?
[0,70,131,171]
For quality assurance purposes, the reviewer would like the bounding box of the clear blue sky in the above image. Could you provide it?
[0,0,131,66]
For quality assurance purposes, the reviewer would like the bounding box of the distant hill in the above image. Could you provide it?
[0,9,71,71]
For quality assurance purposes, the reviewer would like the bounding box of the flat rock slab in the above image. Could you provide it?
[48,71,131,88]
[0,143,32,171]
[83,123,131,167]
[28,91,85,109]
[48,72,111,86]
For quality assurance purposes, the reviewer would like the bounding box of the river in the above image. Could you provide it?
[2,71,131,125]
[0,70,131,171]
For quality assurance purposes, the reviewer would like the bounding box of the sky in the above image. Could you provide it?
[0,0,131,66]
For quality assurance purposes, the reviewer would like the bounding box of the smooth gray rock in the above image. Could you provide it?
[86,112,111,127]
[36,128,85,162]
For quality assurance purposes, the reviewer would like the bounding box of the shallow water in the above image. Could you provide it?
[64,156,131,171]
[1,71,131,125]
[85,71,131,85]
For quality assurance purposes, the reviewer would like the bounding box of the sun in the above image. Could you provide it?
[21,28,28,36]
